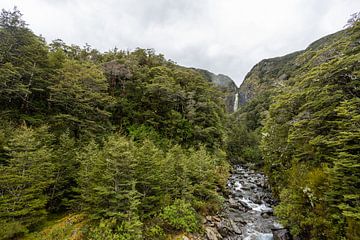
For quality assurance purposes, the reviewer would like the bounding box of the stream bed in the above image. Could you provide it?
[203,166,284,240]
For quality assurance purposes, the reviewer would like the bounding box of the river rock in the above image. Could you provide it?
[232,216,247,225]
[216,220,233,237]
[213,216,221,222]
[228,198,237,205]
[218,166,282,240]
[261,211,272,218]
[206,227,222,240]
[229,219,242,235]
[231,191,243,198]
[238,200,251,211]
[272,228,292,240]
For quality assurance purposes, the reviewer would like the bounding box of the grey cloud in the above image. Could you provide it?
[2,0,360,85]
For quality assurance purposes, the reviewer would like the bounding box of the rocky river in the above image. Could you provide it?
[202,166,290,240]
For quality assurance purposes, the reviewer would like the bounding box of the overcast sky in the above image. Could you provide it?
[2,0,359,85]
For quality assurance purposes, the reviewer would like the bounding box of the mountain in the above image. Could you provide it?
[238,30,346,105]
[194,68,239,112]
[234,22,360,239]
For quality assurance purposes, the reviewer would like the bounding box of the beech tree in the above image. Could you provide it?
[49,60,113,138]
[0,126,54,238]
[0,7,50,117]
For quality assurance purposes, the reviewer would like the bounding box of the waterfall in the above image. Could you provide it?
[233,93,239,112]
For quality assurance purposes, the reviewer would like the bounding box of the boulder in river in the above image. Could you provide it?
[272,228,292,240]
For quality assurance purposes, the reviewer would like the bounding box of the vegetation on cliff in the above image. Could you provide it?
[1,6,359,240]
[233,16,360,240]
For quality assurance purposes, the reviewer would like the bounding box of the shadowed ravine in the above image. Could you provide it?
[204,166,283,240]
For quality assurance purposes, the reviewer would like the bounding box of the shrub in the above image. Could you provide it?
[160,199,200,233]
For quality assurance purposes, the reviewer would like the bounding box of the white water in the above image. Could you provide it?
[227,166,283,240]
[233,93,239,112]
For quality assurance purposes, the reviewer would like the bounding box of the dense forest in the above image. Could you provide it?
[230,14,360,240]
[0,8,229,239]
[0,7,359,240]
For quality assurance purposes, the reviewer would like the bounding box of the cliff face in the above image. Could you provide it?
[194,68,239,112]
[238,51,302,104]
[193,29,347,113]
[238,30,346,105]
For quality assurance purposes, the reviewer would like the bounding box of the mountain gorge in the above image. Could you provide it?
[232,21,360,240]
[195,69,239,113]
[0,7,359,240]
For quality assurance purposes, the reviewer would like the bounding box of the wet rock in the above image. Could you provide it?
[208,221,216,227]
[228,202,242,211]
[251,196,262,204]
[238,200,251,211]
[272,228,292,240]
[216,220,234,237]
[261,212,271,219]
[206,227,222,240]
[229,219,242,235]
[206,215,222,224]
[213,216,221,222]
[219,165,281,240]
[228,198,237,205]
[232,216,247,225]
[262,209,273,215]
[231,191,243,198]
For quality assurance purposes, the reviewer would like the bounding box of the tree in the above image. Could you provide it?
[261,26,360,238]
[0,7,50,119]
[0,126,54,239]
[345,12,360,28]
[49,60,113,138]
[76,135,138,220]
[48,133,78,211]
[0,7,26,29]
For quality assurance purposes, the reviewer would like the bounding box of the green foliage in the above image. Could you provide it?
[160,199,200,233]
[260,23,360,239]
[0,221,28,240]
[48,133,78,211]
[49,59,113,138]
[76,135,138,220]
[76,135,228,236]
[226,121,262,165]
[86,216,143,240]
[0,8,230,239]
[0,7,51,121]
[102,50,226,149]
[23,214,86,240]
[0,125,55,239]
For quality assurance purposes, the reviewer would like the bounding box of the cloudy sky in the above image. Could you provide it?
[2,0,359,85]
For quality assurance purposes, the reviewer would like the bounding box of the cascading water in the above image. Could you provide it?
[204,166,283,240]
[227,166,282,240]
[233,93,239,112]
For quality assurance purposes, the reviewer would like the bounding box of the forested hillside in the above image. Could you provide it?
[232,16,360,239]
[0,8,230,239]
[1,6,359,240]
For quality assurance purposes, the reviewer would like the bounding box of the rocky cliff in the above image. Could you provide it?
[194,68,239,112]
[238,30,346,105]
[233,23,360,239]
